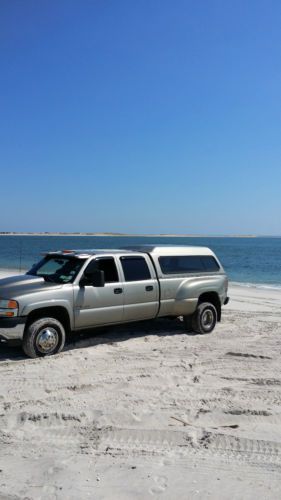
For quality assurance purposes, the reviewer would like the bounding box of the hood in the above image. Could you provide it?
[0,274,63,299]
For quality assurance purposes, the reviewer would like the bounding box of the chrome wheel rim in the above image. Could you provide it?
[201,309,214,330]
[36,327,59,354]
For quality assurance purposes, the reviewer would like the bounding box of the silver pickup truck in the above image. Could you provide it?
[0,245,229,358]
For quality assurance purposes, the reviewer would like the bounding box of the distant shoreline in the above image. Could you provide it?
[0,232,279,238]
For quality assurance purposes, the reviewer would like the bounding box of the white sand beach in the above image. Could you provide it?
[0,278,281,499]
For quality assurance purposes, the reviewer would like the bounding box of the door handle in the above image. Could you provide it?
[114,288,123,294]
[145,285,154,292]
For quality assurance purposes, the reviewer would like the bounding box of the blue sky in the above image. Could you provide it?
[1,0,281,235]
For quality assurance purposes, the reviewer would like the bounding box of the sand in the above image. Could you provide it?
[0,277,281,499]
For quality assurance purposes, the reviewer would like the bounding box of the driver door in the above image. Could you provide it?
[73,257,124,329]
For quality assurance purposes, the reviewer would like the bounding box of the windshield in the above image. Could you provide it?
[26,256,86,284]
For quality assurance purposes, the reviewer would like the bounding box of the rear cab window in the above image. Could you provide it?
[120,256,152,281]
[159,255,220,274]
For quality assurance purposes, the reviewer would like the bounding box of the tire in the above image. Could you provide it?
[192,302,217,335]
[183,315,193,333]
[22,317,66,358]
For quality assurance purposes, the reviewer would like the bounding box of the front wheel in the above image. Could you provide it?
[22,317,66,358]
[192,302,217,335]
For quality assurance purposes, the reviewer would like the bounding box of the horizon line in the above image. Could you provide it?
[1,232,281,238]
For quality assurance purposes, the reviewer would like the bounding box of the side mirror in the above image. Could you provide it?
[80,269,105,287]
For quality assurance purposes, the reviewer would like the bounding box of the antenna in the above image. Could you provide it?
[19,240,22,273]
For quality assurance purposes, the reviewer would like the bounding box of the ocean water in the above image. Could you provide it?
[0,235,281,289]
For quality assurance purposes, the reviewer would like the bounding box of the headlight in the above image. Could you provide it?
[0,299,19,317]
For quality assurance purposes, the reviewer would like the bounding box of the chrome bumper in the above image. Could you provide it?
[0,317,26,341]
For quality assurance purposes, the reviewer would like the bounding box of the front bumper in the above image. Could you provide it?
[0,317,26,341]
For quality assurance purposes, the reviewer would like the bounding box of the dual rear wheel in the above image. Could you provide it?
[183,302,217,335]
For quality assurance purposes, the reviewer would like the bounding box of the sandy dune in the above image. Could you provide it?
[0,283,281,499]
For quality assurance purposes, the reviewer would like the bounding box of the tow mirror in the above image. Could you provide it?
[80,269,105,287]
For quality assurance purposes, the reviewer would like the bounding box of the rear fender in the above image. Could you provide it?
[174,275,226,316]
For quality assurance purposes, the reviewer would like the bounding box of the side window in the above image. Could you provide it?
[85,258,119,283]
[201,256,220,271]
[120,256,151,281]
[96,258,119,282]
[159,256,203,274]
[159,255,220,274]
[177,256,203,272]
